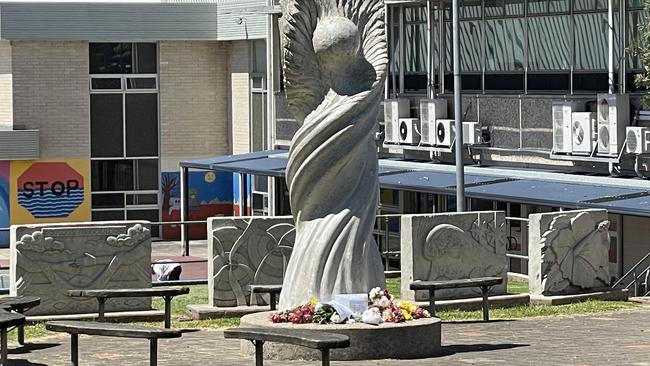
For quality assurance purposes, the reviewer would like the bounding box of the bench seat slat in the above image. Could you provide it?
[68,287,190,298]
[224,327,350,350]
[410,277,503,291]
[249,285,283,294]
[45,321,182,339]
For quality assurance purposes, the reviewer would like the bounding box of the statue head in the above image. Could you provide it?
[312,16,361,80]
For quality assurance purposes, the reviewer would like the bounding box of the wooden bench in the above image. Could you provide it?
[410,277,504,321]
[68,287,190,328]
[46,320,181,366]
[249,285,282,310]
[224,327,349,366]
[0,296,41,346]
[0,309,25,365]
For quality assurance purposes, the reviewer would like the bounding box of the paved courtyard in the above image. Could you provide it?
[8,305,650,366]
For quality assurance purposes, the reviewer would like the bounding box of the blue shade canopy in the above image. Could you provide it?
[182,150,650,217]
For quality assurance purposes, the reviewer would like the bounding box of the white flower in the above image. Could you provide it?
[379,296,391,308]
[423,310,431,317]
[369,287,382,299]
[330,314,341,324]
[348,318,356,324]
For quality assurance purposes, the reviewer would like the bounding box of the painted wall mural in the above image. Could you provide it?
[161,171,235,240]
[10,160,91,225]
[0,162,9,246]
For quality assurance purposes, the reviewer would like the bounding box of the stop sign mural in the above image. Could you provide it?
[17,162,85,219]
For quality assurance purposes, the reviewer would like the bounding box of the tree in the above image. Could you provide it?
[161,174,179,212]
[629,0,650,106]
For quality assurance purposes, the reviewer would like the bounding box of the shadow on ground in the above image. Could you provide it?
[9,343,60,354]
[5,359,48,366]
[441,319,516,324]
[439,343,529,357]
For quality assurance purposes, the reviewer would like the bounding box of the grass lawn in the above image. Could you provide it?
[8,278,640,341]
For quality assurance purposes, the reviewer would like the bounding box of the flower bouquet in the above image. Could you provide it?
[269,288,430,325]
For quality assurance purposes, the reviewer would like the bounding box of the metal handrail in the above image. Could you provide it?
[612,251,650,296]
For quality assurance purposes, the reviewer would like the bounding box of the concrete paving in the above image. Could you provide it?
[7,305,650,365]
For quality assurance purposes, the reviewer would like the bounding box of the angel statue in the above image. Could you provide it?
[278,0,387,309]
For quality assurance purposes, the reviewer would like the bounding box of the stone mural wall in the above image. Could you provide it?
[208,216,295,307]
[528,209,611,296]
[401,211,508,301]
[10,221,151,315]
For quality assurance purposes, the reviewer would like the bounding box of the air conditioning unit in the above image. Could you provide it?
[462,122,481,145]
[435,119,454,147]
[626,126,650,155]
[552,101,585,154]
[571,112,597,155]
[597,94,630,157]
[398,118,420,145]
[384,99,410,144]
[419,99,448,146]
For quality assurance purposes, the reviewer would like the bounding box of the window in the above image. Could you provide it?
[389,0,629,94]
[250,40,270,216]
[89,43,159,235]
[90,43,157,74]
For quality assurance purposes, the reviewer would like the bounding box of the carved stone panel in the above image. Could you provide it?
[208,216,295,307]
[10,221,152,315]
[529,209,611,296]
[401,211,508,301]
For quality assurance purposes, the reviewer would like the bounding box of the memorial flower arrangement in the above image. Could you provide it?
[269,288,430,325]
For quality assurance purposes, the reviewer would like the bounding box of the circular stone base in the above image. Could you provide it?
[239,311,441,361]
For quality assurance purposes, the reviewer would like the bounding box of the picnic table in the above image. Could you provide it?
[410,277,504,321]
[68,287,189,328]
[0,296,41,345]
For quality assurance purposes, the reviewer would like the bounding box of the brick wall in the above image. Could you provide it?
[12,41,89,159]
[0,41,13,130]
[159,41,231,172]
[229,40,251,155]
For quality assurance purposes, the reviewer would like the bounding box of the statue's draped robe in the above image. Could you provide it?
[278,0,388,309]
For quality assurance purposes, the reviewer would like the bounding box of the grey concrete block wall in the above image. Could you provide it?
[12,41,90,159]
[10,221,152,315]
[401,211,508,301]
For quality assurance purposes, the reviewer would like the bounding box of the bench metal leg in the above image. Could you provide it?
[269,293,277,311]
[428,289,436,317]
[97,298,106,322]
[481,286,490,322]
[71,333,79,366]
[150,338,158,366]
[321,348,330,366]
[17,324,24,346]
[253,340,264,366]
[1,327,7,366]
[164,296,172,328]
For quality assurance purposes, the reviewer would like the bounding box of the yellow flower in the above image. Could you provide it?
[310,296,319,306]
[401,309,413,320]
[398,300,417,313]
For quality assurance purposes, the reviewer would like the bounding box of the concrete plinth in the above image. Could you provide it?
[529,288,628,306]
[239,311,441,361]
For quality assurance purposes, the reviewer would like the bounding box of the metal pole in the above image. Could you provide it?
[427,0,433,99]
[180,166,190,256]
[266,2,277,217]
[608,0,615,94]
[452,0,465,212]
